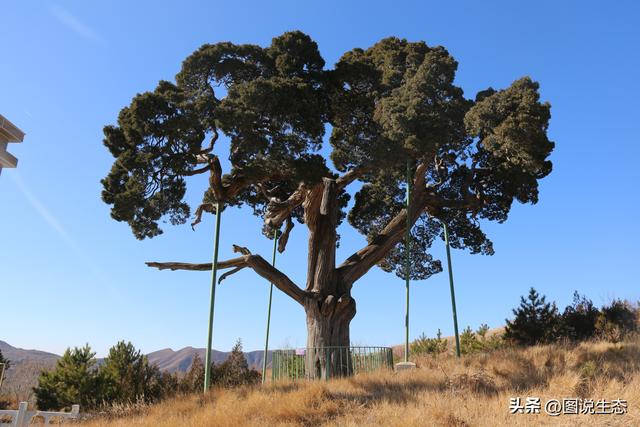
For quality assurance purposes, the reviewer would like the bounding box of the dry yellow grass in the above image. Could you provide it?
[80,336,640,426]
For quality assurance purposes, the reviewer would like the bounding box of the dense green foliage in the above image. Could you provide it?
[596,299,639,342]
[410,329,447,356]
[102,31,554,280]
[504,288,561,345]
[413,291,638,357]
[34,342,173,410]
[101,341,172,404]
[459,324,505,354]
[33,345,108,411]
[504,288,639,346]
[176,340,260,393]
[560,291,600,341]
[411,324,505,357]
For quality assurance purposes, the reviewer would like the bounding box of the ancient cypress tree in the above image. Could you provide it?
[102,32,554,378]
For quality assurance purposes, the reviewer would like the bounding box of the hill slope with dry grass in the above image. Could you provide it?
[79,336,639,427]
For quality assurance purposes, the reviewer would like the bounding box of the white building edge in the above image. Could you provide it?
[0,114,25,175]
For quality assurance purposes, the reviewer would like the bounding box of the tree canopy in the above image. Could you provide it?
[102,31,554,282]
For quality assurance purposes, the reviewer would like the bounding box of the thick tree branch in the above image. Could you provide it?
[336,166,368,189]
[265,184,306,228]
[208,156,225,201]
[303,179,339,292]
[146,245,308,305]
[222,172,249,201]
[199,128,219,154]
[320,178,336,215]
[428,154,445,187]
[301,184,324,229]
[146,258,244,271]
[422,185,484,215]
[191,203,215,229]
[217,266,246,283]
[336,163,428,286]
[335,161,484,285]
[277,216,295,253]
[184,164,211,176]
[222,172,285,203]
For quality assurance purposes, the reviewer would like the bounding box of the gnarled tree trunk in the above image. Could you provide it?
[304,292,355,379]
[301,178,356,378]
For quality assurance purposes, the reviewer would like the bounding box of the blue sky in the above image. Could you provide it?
[1,1,639,357]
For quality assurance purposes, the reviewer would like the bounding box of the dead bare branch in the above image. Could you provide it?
[146,246,308,305]
[191,203,215,230]
[218,266,245,284]
[265,184,306,228]
[208,156,224,201]
[277,216,295,253]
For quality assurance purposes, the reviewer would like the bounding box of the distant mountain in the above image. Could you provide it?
[0,341,59,401]
[147,347,272,373]
[0,340,272,401]
[0,340,59,364]
[0,340,271,373]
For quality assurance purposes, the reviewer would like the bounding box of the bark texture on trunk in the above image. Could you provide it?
[301,178,357,378]
[304,293,355,378]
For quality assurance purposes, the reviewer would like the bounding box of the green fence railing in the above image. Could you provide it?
[271,346,393,381]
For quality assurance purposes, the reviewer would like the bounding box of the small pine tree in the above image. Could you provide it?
[560,291,599,341]
[157,371,179,398]
[33,344,107,410]
[179,354,205,393]
[504,287,561,346]
[596,299,638,342]
[460,326,484,355]
[476,323,490,339]
[410,329,447,356]
[212,339,261,387]
[476,324,504,351]
[454,324,505,355]
[102,341,164,404]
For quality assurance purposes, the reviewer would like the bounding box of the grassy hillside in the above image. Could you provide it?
[80,336,639,426]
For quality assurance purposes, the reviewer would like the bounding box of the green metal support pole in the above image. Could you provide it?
[262,229,278,384]
[204,201,222,391]
[404,161,411,363]
[443,222,461,358]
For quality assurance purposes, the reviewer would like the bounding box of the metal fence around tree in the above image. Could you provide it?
[271,346,394,381]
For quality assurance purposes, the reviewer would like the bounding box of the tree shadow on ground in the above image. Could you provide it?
[332,376,449,406]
